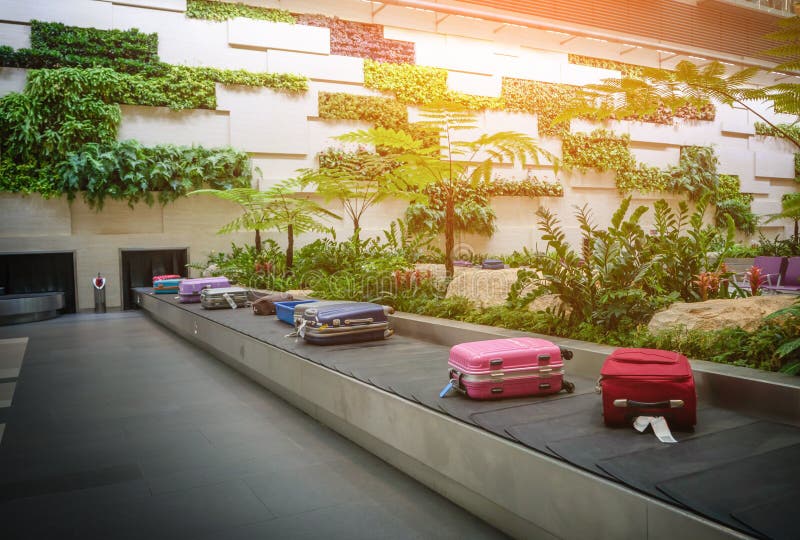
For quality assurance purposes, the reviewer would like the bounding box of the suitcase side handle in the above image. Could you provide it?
[613,399,684,409]
[344,318,374,325]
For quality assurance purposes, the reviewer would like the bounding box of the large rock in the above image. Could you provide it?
[413,263,473,282]
[648,295,796,334]
[445,268,522,308]
[527,294,572,317]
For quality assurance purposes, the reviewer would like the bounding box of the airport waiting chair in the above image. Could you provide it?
[763,257,800,295]
[732,256,786,293]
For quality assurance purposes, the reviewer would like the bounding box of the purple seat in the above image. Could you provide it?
[734,256,785,293]
[763,257,800,294]
[753,256,787,287]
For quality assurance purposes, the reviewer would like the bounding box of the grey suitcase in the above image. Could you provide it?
[200,287,249,309]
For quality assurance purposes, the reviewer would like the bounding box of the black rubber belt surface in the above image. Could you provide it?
[597,421,800,503]
[545,406,756,478]
[657,443,800,537]
[731,489,800,540]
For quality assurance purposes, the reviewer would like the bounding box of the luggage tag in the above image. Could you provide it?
[293,318,307,339]
[439,380,456,398]
[633,416,677,443]
[223,293,237,310]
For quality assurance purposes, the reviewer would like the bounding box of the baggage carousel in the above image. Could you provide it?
[0,292,64,326]
[134,288,800,539]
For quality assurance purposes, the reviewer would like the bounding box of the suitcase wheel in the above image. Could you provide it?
[562,380,575,394]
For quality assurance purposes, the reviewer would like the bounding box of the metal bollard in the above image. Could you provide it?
[92,273,106,313]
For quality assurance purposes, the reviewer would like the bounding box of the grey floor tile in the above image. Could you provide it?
[204,501,422,540]
[246,461,370,518]
[146,446,318,495]
[95,479,274,540]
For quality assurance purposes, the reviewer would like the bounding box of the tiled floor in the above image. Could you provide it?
[0,312,507,539]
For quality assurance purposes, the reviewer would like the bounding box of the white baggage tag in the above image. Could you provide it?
[650,416,677,444]
[296,318,307,338]
[223,293,237,310]
[633,416,677,443]
[633,416,652,433]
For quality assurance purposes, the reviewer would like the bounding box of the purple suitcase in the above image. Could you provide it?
[442,337,573,400]
[178,277,230,303]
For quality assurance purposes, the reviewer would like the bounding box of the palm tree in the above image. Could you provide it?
[190,178,339,270]
[556,60,800,148]
[335,106,548,277]
[301,147,411,245]
[766,193,800,245]
[189,187,274,251]
[261,179,340,269]
[556,14,800,149]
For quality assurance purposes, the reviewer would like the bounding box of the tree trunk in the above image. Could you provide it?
[286,224,294,270]
[794,218,799,245]
[444,192,455,279]
[352,218,361,251]
[254,229,262,252]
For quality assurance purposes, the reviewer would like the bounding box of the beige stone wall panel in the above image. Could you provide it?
[108,0,186,12]
[629,144,681,169]
[249,155,315,188]
[754,150,796,179]
[374,7,437,33]
[0,22,31,49]
[267,50,363,84]
[717,105,754,136]
[118,105,231,147]
[112,6,268,71]
[216,85,312,154]
[1,0,112,27]
[0,67,27,98]
[446,71,502,98]
[0,193,71,237]
[70,198,164,235]
[162,195,242,236]
[227,17,330,55]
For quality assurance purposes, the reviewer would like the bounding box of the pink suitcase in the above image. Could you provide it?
[442,337,573,400]
[178,277,230,303]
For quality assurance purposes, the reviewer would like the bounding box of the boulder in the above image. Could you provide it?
[413,263,473,282]
[445,268,522,308]
[647,295,796,334]
[286,289,313,299]
[527,294,572,317]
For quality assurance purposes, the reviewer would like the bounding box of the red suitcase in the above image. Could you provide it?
[599,348,696,429]
[152,274,181,284]
[443,338,573,400]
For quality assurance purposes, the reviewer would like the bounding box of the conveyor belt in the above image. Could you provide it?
[138,290,800,539]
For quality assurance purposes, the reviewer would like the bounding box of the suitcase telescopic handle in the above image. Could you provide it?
[613,399,684,409]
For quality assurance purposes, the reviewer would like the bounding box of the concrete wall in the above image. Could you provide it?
[1,0,798,308]
[0,194,254,311]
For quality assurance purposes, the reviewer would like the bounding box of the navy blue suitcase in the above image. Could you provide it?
[299,302,394,345]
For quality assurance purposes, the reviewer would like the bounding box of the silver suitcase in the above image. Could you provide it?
[200,287,249,309]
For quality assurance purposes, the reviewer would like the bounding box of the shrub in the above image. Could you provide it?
[295,14,415,63]
[363,60,504,110]
[502,78,577,137]
[186,0,294,23]
[0,21,164,75]
[56,140,252,208]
